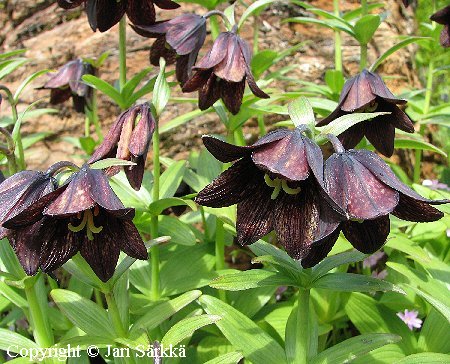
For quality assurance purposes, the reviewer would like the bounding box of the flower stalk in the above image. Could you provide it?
[215,218,226,302]
[150,117,161,300]
[119,16,127,92]
[295,289,310,364]
[359,0,368,71]
[334,0,342,72]
[105,292,127,337]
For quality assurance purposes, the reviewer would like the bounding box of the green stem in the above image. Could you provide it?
[209,15,220,40]
[200,207,210,242]
[359,0,368,71]
[94,289,104,308]
[24,285,54,348]
[253,16,259,55]
[257,115,266,136]
[105,292,127,337]
[91,88,103,141]
[119,16,127,92]
[296,289,310,364]
[150,118,161,300]
[413,59,434,183]
[334,0,342,72]
[215,219,226,302]
[233,128,246,146]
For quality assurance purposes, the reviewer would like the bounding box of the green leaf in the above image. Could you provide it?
[158,215,197,246]
[90,158,136,169]
[129,290,202,338]
[316,112,390,141]
[148,197,197,216]
[223,3,236,27]
[161,314,221,347]
[345,293,417,354]
[370,37,431,72]
[0,281,28,309]
[312,273,405,293]
[203,352,244,364]
[310,251,367,282]
[417,309,450,353]
[251,50,278,79]
[288,97,315,130]
[285,17,355,36]
[79,136,97,155]
[153,57,170,116]
[160,108,210,134]
[342,3,385,21]
[82,75,124,108]
[199,295,287,364]
[395,353,450,363]
[210,270,297,291]
[409,286,450,322]
[238,0,274,29]
[51,289,115,339]
[393,138,447,157]
[14,69,50,102]
[121,67,153,102]
[311,333,401,364]
[0,328,38,352]
[158,160,186,199]
[0,58,28,80]
[353,15,381,45]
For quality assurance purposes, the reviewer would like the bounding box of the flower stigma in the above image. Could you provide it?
[68,206,103,240]
[264,174,301,200]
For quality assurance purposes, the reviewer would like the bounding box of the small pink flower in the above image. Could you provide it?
[396,309,422,330]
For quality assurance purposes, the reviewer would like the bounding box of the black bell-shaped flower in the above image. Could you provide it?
[430,6,450,48]
[196,128,344,259]
[317,69,414,157]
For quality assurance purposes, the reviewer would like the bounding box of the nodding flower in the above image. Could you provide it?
[430,6,450,48]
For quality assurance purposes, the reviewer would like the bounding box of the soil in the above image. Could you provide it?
[0,0,420,171]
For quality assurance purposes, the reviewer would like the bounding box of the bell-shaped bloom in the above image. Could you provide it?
[0,170,56,240]
[89,103,155,190]
[195,128,345,260]
[317,69,415,157]
[40,59,94,113]
[132,14,207,85]
[3,165,147,282]
[302,143,448,268]
[182,31,269,115]
[57,0,179,32]
[430,6,450,48]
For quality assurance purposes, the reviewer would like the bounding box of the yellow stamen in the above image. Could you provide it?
[282,180,302,195]
[264,174,301,200]
[68,209,103,241]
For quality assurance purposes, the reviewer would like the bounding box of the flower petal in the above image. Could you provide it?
[300,227,341,268]
[274,184,320,259]
[196,158,261,207]
[221,80,245,115]
[342,215,390,254]
[202,135,251,162]
[126,0,156,26]
[182,69,211,93]
[252,129,310,181]
[377,100,414,133]
[166,15,206,55]
[236,184,274,246]
[198,73,221,110]
[150,36,176,66]
[153,0,180,10]
[364,116,395,157]
[393,194,444,222]
[341,70,376,112]
[194,32,230,69]
[325,153,399,219]
[367,71,406,104]
[118,219,148,259]
[350,149,449,204]
[9,223,43,275]
[214,34,246,83]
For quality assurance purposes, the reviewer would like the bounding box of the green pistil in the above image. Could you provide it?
[264,174,302,200]
[357,101,378,113]
[68,210,103,240]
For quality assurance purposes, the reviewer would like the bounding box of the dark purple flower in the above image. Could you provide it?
[57,0,179,32]
[195,128,344,260]
[0,170,56,241]
[3,164,147,282]
[317,69,415,157]
[302,137,448,267]
[401,0,412,7]
[88,103,155,190]
[182,31,269,115]
[132,14,207,85]
[40,59,95,113]
[430,6,450,48]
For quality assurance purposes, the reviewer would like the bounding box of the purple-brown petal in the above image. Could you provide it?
[150,36,177,66]
[300,228,341,268]
[392,194,444,222]
[165,14,206,55]
[377,100,415,133]
[182,70,211,93]
[202,135,252,163]
[198,73,221,111]
[325,153,399,220]
[342,215,390,254]
[350,149,449,205]
[57,0,83,9]
[366,71,405,104]
[364,116,396,157]
[214,35,246,83]
[39,217,83,272]
[338,124,366,150]
[129,104,155,157]
[236,184,274,246]
[89,0,126,32]
[9,223,43,275]
[124,156,146,191]
[252,129,310,181]
[194,32,230,70]
[196,158,261,207]
[119,219,148,259]
[430,6,450,26]
[274,186,320,259]
[152,0,180,10]
[341,70,376,112]
[221,80,245,115]
[126,0,156,26]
